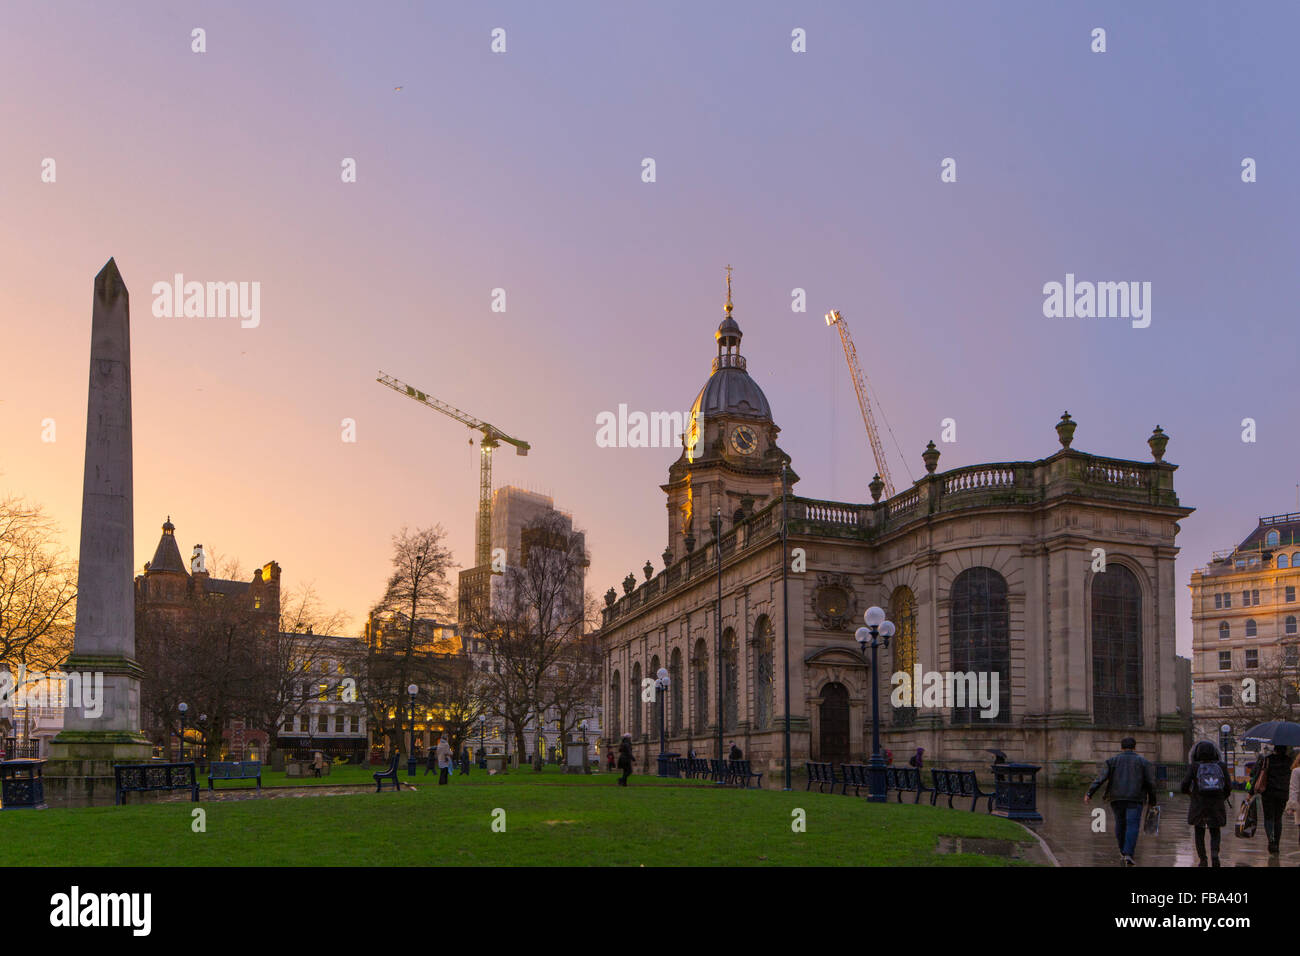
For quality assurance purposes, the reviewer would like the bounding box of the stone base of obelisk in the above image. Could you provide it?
[43,733,154,808]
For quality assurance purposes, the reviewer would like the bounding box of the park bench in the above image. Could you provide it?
[886,766,931,803]
[686,758,708,779]
[929,768,994,812]
[208,760,262,793]
[114,762,199,806]
[805,761,839,793]
[709,759,727,783]
[839,763,872,796]
[727,759,763,789]
[373,753,401,792]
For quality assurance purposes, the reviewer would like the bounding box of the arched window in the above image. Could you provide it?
[1246,619,1258,638]
[1293,553,1300,567]
[754,617,774,730]
[1092,564,1143,727]
[692,639,708,733]
[1219,621,1230,640]
[949,567,1011,723]
[1287,616,1297,636]
[610,670,621,737]
[890,586,918,727]
[669,648,683,734]
[631,662,642,737]
[722,628,739,732]
[1278,554,1289,569]
[1266,530,1281,548]
[649,655,661,736]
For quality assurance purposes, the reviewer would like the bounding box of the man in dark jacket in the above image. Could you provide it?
[617,734,634,787]
[1259,745,1292,854]
[728,742,742,761]
[1181,740,1231,867]
[1084,737,1158,865]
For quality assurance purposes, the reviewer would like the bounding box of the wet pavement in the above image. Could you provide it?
[1028,786,1300,867]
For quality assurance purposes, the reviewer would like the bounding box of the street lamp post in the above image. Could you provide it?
[655,667,671,775]
[178,702,188,762]
[407,684,418,777]
[854,606,895,803]
[1220,723,1235,780]
[479,714,486,767]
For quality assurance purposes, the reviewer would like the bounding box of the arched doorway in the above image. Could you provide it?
[819,683,850,765]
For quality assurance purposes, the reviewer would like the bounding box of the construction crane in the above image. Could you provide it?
[824,310,896,499]
[376,371,530,568]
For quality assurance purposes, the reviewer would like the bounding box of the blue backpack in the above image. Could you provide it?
[1195,761,1226,794]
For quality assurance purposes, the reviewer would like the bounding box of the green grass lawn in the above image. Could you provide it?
[1,769,1042,866]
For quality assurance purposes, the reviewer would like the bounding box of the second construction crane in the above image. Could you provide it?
[376,371,530,567]
[824,309,897,499]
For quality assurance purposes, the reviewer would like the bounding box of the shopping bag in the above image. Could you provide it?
[1143,805,1161,835]
[1234,794,1259,839]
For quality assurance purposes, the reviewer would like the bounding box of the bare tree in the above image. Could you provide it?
[429,651,490,757]
[465,512,589,763]
[1218,650,1300,733]
[0,496,76,674]
[361,526,455,760]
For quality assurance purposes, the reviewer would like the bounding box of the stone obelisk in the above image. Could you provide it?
[44,259,153,807]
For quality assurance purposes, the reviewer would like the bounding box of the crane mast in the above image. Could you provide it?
[824,310,896,500]
[376,371,529,568]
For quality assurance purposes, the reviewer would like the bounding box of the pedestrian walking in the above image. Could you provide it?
[460,747,470,775]
[1286,750,1300,842]
[1180,740,1231,867]
[1258,745,1292,854]
[1084,736,1158,865]
[617,733,634,787]
[728,742,742,761]
[436,735,452,786]
[908,747,925,769]
[607,747,616,772]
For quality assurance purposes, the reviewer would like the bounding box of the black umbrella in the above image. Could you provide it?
[1241,720,1300,747]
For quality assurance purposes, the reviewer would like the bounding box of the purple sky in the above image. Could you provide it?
[2,1,1297,654]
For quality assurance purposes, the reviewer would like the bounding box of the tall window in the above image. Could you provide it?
[670,648,683,734]
[1219,622,1230,640]
[1218,684,1233,707]
[693,639,708,733]
[649,655,661,737]
[1267,530,1281,548]
[1092,564,1143,727]
[1278,554,1290,569]
[722,628,738,732]
[1246,619,1258,638]
[949,567,1011,723]
[1218,650,1232,670]
[754,617,774,730]
[890,586,918,726]
[610,671,621,737]
[631,662,642,737]
[1287,616,1297,636]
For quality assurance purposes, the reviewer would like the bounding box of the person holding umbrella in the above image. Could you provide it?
[1242,720,1300,854]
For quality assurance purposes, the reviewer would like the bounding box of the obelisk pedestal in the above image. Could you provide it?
[43,259,153,807]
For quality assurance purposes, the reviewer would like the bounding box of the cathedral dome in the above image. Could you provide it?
[690,313,772,421]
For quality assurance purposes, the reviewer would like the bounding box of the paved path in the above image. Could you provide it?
[1030,786,1299,867]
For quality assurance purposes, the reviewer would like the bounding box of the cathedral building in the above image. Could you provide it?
[596,294,1193,784]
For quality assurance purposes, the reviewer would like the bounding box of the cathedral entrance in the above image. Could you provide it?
[819,682,850,765]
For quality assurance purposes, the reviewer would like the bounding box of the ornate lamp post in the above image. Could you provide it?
[655,666,671,775]
[1220,723,1235,781]
[854,606,895,803]
[407,683,418,777]
[178,702,188,762]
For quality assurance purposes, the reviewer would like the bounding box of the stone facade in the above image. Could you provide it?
[597,307,1192,785]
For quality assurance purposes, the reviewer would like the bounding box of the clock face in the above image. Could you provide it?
[729,425,758,456]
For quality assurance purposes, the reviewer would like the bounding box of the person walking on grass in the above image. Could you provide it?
[436,735,452,786]
[1181,740,1231,867]
[617,733,634,787]
[1084,736,1158,866]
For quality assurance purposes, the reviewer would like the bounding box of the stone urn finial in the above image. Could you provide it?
[643,560,654,581]
[684,532,696,553]
[869,473,884,503]
[922,440,940,474]
[604,587,617,607]
[1148,425,1168,462]
[622,572,637,595]
[1055,411,1076,449]
[662,546,674,569]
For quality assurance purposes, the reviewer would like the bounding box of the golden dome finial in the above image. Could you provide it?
[724,264,734,314]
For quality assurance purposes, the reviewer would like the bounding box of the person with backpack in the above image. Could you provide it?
[1180,740,1231,867]
[616,733,634,786]
[908,747,925,770]
[1084,737,1158,865]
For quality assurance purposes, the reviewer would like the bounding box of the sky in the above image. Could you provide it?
[1,1,1297,655]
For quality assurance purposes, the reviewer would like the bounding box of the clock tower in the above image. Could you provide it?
[662,272,797,561]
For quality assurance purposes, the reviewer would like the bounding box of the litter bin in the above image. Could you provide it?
[0,759,48,810]
[991,762,1042,821]
[657,752,681,778]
